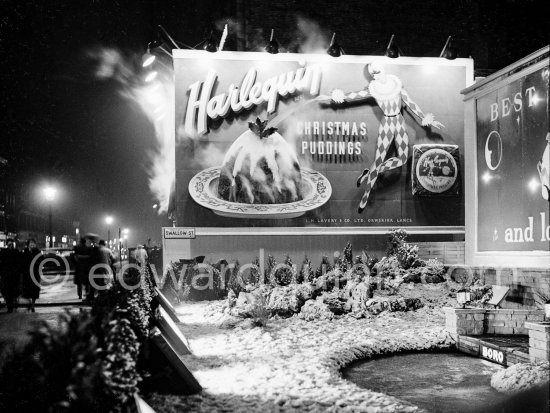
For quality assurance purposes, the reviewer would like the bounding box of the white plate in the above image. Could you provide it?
[189,167,332,219]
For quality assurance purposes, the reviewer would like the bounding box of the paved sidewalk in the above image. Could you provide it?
[1,261,131,307]
[0,274,84,307]
[0,297,84,307]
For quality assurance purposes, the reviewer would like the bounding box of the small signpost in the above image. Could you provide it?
[487,285,510,308]
[144,287,199,394]
[163,227,196,239]
[155,287,180,324]
[153,287,191,355]
[157,306,192,355]
[147,327,202,395]
[480,342,507,366]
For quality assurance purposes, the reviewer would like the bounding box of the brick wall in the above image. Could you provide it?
[444,308,485,338]
[526,322,550,362]
[444,307,546,339]
[485,309,545,335]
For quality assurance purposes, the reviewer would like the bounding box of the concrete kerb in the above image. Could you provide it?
[1,299,86,307]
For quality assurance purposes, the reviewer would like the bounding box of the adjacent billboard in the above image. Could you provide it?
[476,65,549,252]
[174,51,471,231]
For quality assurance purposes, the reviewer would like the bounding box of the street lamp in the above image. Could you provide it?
[105,216,113,248]
[43,186,57,248]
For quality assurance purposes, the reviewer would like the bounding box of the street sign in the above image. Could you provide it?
[163,227,196,239]
[480,343,506,365]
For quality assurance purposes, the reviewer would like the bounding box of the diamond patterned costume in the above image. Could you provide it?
[337,74,431,213]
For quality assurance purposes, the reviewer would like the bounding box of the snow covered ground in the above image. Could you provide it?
[491,361,550,394]
[148,301,452,412]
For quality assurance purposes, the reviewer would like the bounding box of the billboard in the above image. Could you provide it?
[476,66,550,252]
[174,51,471,231]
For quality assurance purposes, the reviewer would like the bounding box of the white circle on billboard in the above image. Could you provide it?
[416,148,458,193]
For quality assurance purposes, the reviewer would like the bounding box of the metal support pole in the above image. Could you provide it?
[440,36,452,58]
[118,227,122,275]
[48,203,53,248]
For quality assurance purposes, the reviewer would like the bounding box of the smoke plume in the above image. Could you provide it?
[90,47,174,214]
[87,15,331,212]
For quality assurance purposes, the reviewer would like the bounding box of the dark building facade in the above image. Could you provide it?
[1,161,77,249]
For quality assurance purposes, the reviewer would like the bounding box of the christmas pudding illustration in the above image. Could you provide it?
[188,117,331,219]
[218,118,303,204]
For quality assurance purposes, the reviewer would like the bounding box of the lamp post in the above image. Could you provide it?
[122,228,129,260]
[105,216,113,248]
[118,227,125,267]
[43,186,57,248]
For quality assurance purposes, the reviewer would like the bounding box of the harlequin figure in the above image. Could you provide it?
[331,63,444,213]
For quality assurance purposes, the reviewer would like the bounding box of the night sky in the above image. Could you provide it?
[1,0,547,246]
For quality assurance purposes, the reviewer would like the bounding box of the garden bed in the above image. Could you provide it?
[146,301,451,412]
[148,230,501,411]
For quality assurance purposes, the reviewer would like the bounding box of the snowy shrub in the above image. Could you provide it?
[102,315,141,407]
[299,256,315,283]
[227,259,244,295]
[315,255,333,279]
[423,258,445,277]
[334,242,353,273]
[386,228,408,256]
[374,256,400,278]
[249,294,270,327]
[275,255,296,286]
[265,255,278,285]
[395,243,424,270]
[0,264,156,412]
[491,362,549,393]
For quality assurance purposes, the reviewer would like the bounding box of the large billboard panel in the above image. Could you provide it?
[174,51,470,230]
[476,66,549,252]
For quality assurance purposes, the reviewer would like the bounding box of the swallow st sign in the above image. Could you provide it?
[163,227,196,239]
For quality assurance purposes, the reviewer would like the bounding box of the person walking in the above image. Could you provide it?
[0,238,21,313]
[20,238,42,312]
[133,244,148,267]
[73,237,92,300]
[89,240,115,300]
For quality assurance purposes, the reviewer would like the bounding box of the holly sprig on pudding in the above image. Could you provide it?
[218,117,303,204]
[248,117,278,139]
